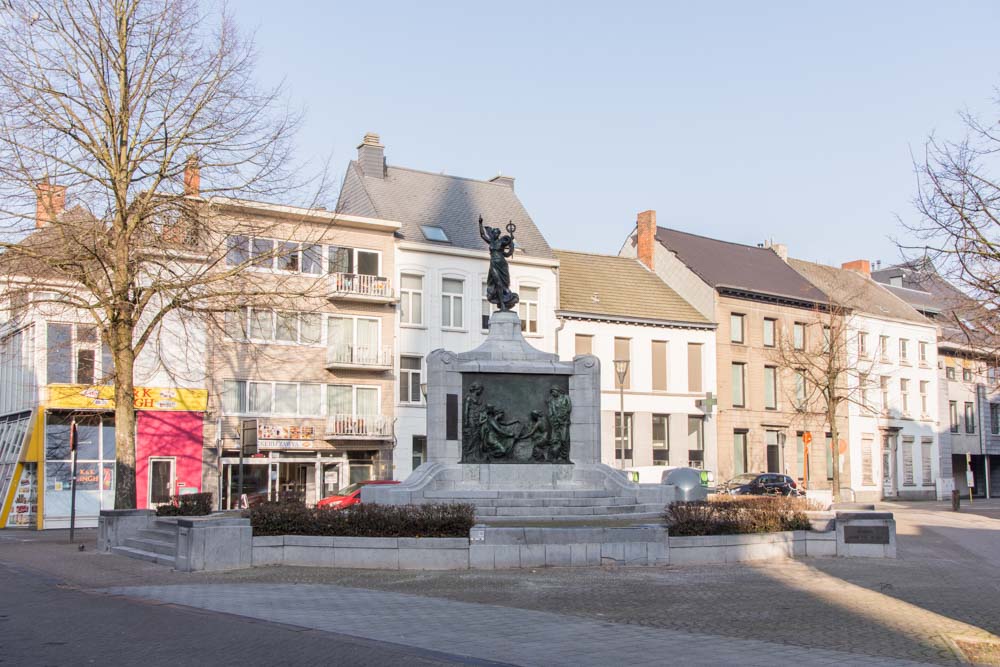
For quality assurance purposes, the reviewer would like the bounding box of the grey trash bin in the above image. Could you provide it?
[664,468,708,501]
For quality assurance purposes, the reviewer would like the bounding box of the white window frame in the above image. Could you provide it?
[399,272,425,327]
[327,384,382,417]
[45,321,110,386]
[328,245,382,277]
[730,313,745,344]
[441,276,465,330]
[518,283,541,335]
[399,355,423,405]
[221,379,325,417]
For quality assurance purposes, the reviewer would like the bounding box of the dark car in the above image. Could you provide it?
[718,473,801,497]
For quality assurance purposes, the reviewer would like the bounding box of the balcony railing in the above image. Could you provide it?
[326,344,393,370]
[328,273,394,300]
[325,413,393,439]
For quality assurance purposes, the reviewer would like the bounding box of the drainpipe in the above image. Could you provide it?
[552,266,562,356]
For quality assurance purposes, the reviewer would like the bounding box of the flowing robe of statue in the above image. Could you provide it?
[546,387,572,462]
[479,216,519,311]
[462,384,485,463]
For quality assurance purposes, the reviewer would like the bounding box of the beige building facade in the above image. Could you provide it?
[202,198,400,508]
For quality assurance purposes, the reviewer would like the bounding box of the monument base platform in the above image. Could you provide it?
[362,463,677,522]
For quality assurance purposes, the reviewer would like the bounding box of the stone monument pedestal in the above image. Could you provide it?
[364,311,675,521]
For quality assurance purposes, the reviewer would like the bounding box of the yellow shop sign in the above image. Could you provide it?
[46,385,208,412]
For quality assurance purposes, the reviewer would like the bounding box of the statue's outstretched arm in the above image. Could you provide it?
[478,216,488,243]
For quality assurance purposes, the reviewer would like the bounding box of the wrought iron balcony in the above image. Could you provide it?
[325,413,393,439]
[326,344,393,371]
[328,273,395,302]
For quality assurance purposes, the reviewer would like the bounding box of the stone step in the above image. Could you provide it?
[137,527,176,541]
[479,511,664,524]
[424,490,620,501]
[490,503,664,517]
[123,537,176,557]
[486,496,640,508]
[110,545,176,567]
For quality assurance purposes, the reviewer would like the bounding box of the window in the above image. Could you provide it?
[249,381,273,413]
[822,326,832,353]
[920,437,933,485]
[327,246,380,277]
[420,225,449,242]
[651,341,668,391]
[518,286,539,334]
[237,308,321,345]
[859,373,870,409]
[301,244,323,274]
[222,380,248,413]
[796,433,805,480]
[226,235,249,266]
[902,436,915,486]
[274,383,298,414]
[46,323,73,384]
[826,434,834,481]
[328,384,379,417]
[733,430,749,475]
[251,237,275,268]
[861,434,875,486]
[46,322,106,385]
[880,335,890,360]
[918,341,928,364]
[946,366,956,381]
[880,376,890,412]
[400,274,423,325]
[992,403,999,435]
[899,339,909,363]
[575,334,593,356]
[328,316,381,364]
[730,313,745,344]
[963,367,973,382]
[652,414,669,465]
[481,282,491,330]
[687,416,704,468]
[920,381,929,416]
[766,430,781,473]
[763,318,776,348]
[764,366,777,410]
[687,343,703,392]
[794,369,806,409]
[277,241,300,272]
[858,331,869,357]
[399,356,422,404]
[950,401,959,433]
[614,412,633,463]
[614,338,631,388]
[900,379,909,415]
[225,309,248,340]
[250,309,272,340]
[412,435,427,471]
[731,363,746,408]
[441,278,464,328]
[965,402,975,433]
[793,322,805,350]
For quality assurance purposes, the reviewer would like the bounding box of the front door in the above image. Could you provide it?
[881,434,896,498]
[148,458,175,507]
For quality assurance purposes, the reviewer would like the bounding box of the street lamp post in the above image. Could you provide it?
[613,359,630,469]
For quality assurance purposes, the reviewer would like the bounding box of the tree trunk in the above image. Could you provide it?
[112,326,137,510]
[829,406,841,504]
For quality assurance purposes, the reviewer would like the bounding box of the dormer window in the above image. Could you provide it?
[420,225,450,242]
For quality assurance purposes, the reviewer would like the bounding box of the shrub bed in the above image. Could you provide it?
[156,492,214,517]
[246,501,476,538]
[664,496,814,536]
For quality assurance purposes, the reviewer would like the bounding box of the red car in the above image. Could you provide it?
[316,480,400,509]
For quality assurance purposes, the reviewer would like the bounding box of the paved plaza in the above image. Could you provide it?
[2,501,999,666]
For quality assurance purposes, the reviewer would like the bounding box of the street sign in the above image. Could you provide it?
[241,419,258,456]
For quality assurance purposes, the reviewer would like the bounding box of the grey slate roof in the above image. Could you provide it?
[336,161,555,260]
[873,263,992,348]
[653,228,829,304]
[788,258,929,325]
[554,250,710,325]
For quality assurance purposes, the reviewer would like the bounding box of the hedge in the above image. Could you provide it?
[246,501,476,538]
[664,496,815,536]
[156,492,214,517]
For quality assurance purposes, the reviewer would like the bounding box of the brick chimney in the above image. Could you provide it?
[183,155,200,196]
[489,173,515,189]
[357,132,385,179]
[35,181,67,228]
[636,210,657,270]
[842,259,871,278]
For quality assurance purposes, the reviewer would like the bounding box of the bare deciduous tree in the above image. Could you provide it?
[0,0,327,508]
[904,91,1000,343]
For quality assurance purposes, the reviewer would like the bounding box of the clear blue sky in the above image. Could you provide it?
[240,0,1000,267]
